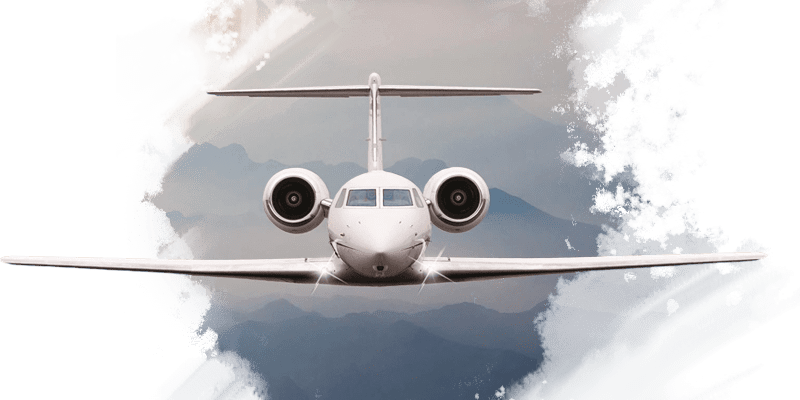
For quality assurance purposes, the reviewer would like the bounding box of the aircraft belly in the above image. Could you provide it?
[333,266,425,286]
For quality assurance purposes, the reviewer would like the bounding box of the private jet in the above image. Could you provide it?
[2,73,765,287]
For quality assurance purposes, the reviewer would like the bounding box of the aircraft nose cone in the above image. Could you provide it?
[360,218,417,255]
[368,234,396,256]
[336,215,422,278]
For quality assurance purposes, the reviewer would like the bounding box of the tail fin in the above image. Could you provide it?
[208,73,541,171]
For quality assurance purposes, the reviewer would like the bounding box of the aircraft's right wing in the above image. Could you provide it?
[419,252,766,283]
[1,256,342,284]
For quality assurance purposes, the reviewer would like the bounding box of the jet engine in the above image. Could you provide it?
[263,168,330,234]
[423,167,489,233]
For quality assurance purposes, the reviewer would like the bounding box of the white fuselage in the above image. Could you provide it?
[327,171,432,279]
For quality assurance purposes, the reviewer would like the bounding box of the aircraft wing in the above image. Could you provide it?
[418,252,766,283]
[1,256,341,284]
[3,252,765,286]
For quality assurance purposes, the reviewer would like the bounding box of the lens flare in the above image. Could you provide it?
[413,247,453,294]
[312,253,347,295]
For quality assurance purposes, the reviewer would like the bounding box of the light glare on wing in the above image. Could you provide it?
[415,247,451,294]
[312,254,347,294]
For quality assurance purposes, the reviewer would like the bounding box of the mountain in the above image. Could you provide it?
[212,299,545,400]
[429,188,600,257]
[243,298,321,322]
[287,293,449,317]
[362,299,688,358]
[370,301,548,361]
[152,142,601,259]
[219,318,537,400]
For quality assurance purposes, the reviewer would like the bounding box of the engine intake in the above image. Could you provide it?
[264,168,330,234]
[423,167,489,233]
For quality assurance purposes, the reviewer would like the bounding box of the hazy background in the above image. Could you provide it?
[1,0,796,399]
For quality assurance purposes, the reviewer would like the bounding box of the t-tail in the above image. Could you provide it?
[208,73,542,171]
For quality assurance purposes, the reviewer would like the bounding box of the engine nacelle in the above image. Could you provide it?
[263,168,330,234]
[423,167,490,233]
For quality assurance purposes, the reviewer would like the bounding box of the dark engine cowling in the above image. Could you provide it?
[263,168,330,234]
[423,167,490,233]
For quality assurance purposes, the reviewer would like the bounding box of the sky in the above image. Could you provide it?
[177,0,609,227]
[115,0,788,344]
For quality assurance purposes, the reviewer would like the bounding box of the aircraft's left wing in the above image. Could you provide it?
[1,256,342,284]
[418,252,766,283]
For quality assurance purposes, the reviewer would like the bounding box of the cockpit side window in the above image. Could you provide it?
[347,189,377,206]
[412,188,425,208]
[383,189,413,206]
[335,189,346,208]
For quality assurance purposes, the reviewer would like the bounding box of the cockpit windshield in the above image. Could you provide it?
[383,189,413,206]
[347,189,377,206]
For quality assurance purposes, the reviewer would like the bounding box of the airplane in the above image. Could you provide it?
[2,73,765,288]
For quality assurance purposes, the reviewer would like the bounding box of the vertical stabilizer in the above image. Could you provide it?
[368,73,383,172]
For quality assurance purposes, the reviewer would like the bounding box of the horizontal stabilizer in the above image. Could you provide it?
[208,86,370,98]
[208,85,541,98]
[379,85,541,97]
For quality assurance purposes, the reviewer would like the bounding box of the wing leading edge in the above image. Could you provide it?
[418,252,766,283]
[1,256,342,284]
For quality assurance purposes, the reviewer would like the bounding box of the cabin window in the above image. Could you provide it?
[334,189,346,208]
[383,189,413,207]
[412,188,425,208]
[347,189,377,206]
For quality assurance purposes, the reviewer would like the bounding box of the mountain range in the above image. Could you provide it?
[208,298,548,400]
[152,142,602,260]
